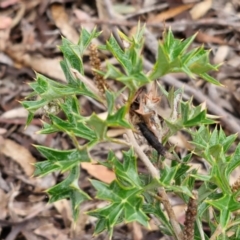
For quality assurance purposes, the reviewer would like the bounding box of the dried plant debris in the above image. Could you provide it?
[0,0,240,239]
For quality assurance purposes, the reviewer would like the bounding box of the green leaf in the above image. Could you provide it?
[49,114,97,141]
[107,106,132,128]
[26,112,34,126]
[206,194,240,228]
[149,42,169,79]
[226,144,240,177]
[35,160,60,176]
[77,28,101,55]
[88,149,149,236]
[105,89,116,114]
[199,73,221,86]
[87,113,108,140]
[164,184,193,197]
[149,29,220,85]
[60,58,79,86]
[210,163,231,194]
[106,35,132,74]
[111,148,142,188]
[143,202,174,236]
[60,96,81,124]
[88,180,149,236]
[160,165,179,185]
[21,98,48,112]
[222,133,237,153]
[34,146,90,176]
[184,110,211,127]
[90,203,123,237]
[47,166,91,221]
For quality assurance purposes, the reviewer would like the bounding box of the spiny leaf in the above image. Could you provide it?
[47,166,91,221]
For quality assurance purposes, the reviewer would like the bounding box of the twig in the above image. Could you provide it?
[126,129,160,178]
[209,223,223,240]
[126,129,183,240]
[75,17,240,31]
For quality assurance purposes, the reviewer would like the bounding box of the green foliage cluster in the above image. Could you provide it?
[22,25,240,240]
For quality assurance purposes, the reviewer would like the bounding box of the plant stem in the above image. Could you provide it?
[70,68,107,105]
[209,224,223,240]
[126,129,159,178]
[125,129,183,240]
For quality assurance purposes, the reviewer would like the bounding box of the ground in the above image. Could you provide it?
[0,0,240,239]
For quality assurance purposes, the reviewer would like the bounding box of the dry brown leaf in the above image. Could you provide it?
[34,223,70,240]
[81,162,115,183]
[26,55,65,81]
[0,16,12,30]
[0,0,20,8]
[131,222,143,240]
[73,9,95,31]
[0,136,36,176]
[174,204,187,224]
[53,199,72,224]
[96,0,112,39]
[228,56,240,68]
[147,3,194,23]
[196,31,227,45]
[50,3,79,43]
[11,201,45,217]
[5,44,66,81]
[169,132,193,151]
[0,189,8,219]
[0,128,7,135]
[21,230,41,240]
[190,0,212,20]
[107,128,126,138]
[0,107,28,119]
[213,45,229,64]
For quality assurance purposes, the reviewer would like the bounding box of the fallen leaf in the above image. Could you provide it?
[213,45,229,64]
[51,3,79,43]
[12,201,45,217]
[196,31,227,45]
[81,162,115,184]
[0,0,20,8]
[34,223,70,240]
[190,0,212,20]
[95,0,112,39]
[147,3,194,23]
[0,188,8,219]
[53,199,72,224]
[0,107,28,119]
[5,44,66,81]
[0,128,7,135]
[0,136,36,176]
[0,16,12,30]
[73,9,95,31]
[131,222,143,240]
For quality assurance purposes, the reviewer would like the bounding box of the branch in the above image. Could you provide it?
[125,129,183,240]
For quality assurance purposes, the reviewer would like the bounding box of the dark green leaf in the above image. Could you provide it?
[47,166,91,221]
[226,144,240,176]
[206,194,240,227]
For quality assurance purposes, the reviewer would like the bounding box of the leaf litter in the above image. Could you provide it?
[0,0,240,239]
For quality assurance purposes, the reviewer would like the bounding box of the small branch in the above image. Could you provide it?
[126,129,159,178]
[75,17,240,32]
[209,223,223,240]
[125,129,183,240]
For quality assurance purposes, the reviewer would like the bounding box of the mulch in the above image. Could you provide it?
[0,0,240,239]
